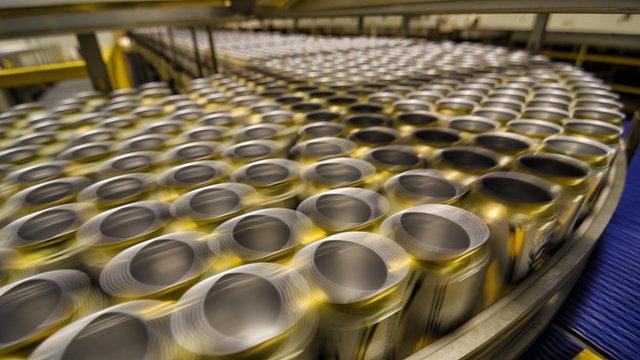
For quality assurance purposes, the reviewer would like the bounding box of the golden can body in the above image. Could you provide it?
[76,200,172,276]
[380,204,490,357]
[291,232,410,360]
[513,154,591,248]
[361,145,423,182]
[297,187,389,233]
[431,146,501,186]
[0,203,94,274]
[383,169,467,211]
[521,107,569,124]
[209,208,319,269]
[447,115,500,140]
[542,135,614,216]
[472,131,536,167]
[171,263,317,359]
[79,173,156,210]
[298,122,348,140]
[506,119,563,142]
[394,111,442,136]
[222,139,286,166]
[99,232,211,300]
[572,106,624,125]
[290,137,357,164]
[0,270,103,356]
[169,182,256,232]
[301,157,381,197]
[406,127,463,161]
[230,159,302,209]
[435,98,476,116]
[464,172,558,303]
[563,119,623,152]
[156,160,230,202]
[31,300,178,359]
[472,107,519,125]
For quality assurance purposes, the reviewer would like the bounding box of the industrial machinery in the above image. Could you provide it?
[0,1,637,359]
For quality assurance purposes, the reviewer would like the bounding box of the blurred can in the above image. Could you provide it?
[171,263,317,359]
[521,107,569,124]
[563,119,622,152]
[0,177,89,225]
[290,137,356,164]
[435,98,476,116]
[162,141,222,165]
[180,125,229,144]
[448,115,500,140]
[169,183,256,231]
[222,140,285,165]
[305,110,342,123]
[301,157,379,196]
[361,145,423,181]
[199,111,241,129]
[230,159,302,208]
[99,232,211,300]
[395,111,442,135]
[298,122,347,140]
[99,151,160,177]
[1,160,71,198]
[78,173,156,209]
[291,231,410,360]
[464,172,558,302]
[258,109,295,126]
[513,154,591,248]
[0,270,98,355]
[298,187,389,233]
[1,203,93,272]
[119,134,169,153]
[383,169,467,211]
[209,208,317,267]
[380,204,490,356]
[30,300,177,359]
[472,131,535,166]
[542,135,614,215]
[348,127,401,149]
[344,113,393,131]
[506,119,563,141]
[572,106,624,125]
[0,145,41,167]
[431,146,501,185]
[77,200,172,275]
[156,160,230,202]
[472,107,519,125]
[407,127,463,160]
[232,123,294,144]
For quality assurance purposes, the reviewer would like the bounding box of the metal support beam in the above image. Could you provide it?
[190,27,203,78]
[527,13,549,53]
[257,0,640,17]
[575,44,589,66]
[76,32,112,93]
[206,26,218,74]
[401,15,411,37]
[292,18,299,33]
[357,16,364,35]
[0,6,235,39]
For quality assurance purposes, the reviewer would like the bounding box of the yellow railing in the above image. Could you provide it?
[0,38,131,89]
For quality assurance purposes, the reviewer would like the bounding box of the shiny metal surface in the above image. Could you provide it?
[0,32,629,359]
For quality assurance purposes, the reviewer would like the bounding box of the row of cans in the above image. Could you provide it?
[0,33,625,359]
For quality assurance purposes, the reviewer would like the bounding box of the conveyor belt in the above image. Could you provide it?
[523,146,640,360]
